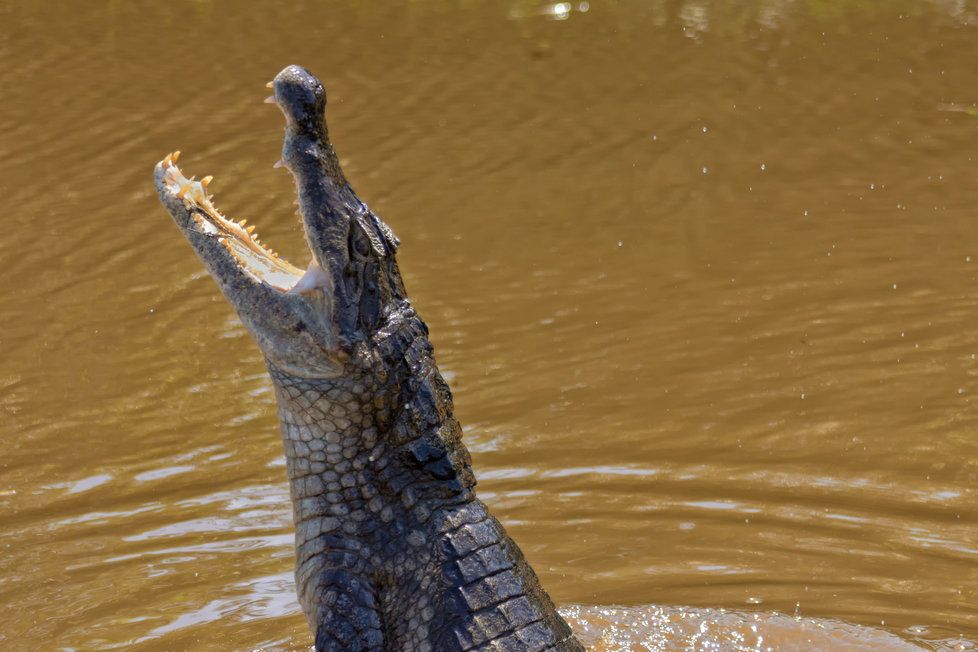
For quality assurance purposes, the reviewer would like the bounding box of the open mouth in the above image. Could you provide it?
[158,151,310,292]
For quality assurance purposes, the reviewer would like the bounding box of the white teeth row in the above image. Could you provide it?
[160,152,280,258]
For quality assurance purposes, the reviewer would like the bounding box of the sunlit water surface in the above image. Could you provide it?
[3,1,978,649]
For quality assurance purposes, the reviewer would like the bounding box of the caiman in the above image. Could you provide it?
[154,65,583,652]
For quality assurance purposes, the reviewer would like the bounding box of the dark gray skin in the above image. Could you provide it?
[153,65,583,652]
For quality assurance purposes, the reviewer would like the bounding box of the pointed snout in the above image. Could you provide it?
[268,65,327,133]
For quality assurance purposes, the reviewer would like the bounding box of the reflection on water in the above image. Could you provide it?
[3,0,978,649]
[563,605,939,652]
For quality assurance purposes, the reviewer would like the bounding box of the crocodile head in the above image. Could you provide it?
[153,65,405,380]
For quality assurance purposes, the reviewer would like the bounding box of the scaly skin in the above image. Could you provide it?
[154,65,583,652]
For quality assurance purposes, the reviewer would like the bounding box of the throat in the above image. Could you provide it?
[270,357,478,535]
[274,382,390,583]
[273,379,381,491]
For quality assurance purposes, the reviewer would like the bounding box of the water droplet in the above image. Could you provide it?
[548,2,572,19]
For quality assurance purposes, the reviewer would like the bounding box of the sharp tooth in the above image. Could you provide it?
[163,153,173,166]
[246,225,256,234]
[172,150,181,163]
[264,95,277,104]
[200,175,213,189]
[265,81,275,88]
[273,159,285,169]
[238,219,248,227]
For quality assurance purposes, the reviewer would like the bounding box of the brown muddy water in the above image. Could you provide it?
[3,1,978,650]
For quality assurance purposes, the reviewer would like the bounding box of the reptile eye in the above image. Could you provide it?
[353,234,371,257]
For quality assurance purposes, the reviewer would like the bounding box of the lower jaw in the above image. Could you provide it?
[161,154,333,294]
